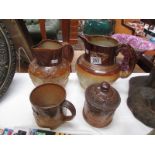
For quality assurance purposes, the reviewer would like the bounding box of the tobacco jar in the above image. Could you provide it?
[83,81,121,128]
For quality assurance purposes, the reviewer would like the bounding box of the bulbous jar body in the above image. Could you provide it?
[29,58,70,87]
[76,54,120,89]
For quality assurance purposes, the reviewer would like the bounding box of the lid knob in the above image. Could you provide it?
[101,82,110,92]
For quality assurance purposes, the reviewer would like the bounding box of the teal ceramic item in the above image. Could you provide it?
[83,19,114,35]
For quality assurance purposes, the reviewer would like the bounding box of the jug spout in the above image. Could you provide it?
[78,34,89,45]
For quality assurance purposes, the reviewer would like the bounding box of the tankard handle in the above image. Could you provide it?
[116,44,137,78]
[61,100,76,121]
[61,42,74,63]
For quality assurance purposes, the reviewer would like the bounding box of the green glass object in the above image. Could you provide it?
[83,19,114,35]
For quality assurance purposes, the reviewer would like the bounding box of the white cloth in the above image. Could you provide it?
[0,73,152,135]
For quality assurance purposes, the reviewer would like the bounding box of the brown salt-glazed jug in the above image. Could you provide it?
[28,20,74,87]
[76,34,137,89]
[83,82,121,128]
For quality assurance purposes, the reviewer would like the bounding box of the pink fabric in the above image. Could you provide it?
[112,34,155,53]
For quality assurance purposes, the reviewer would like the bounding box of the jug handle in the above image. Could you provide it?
[39,19,47,40]
[61,42,74,63]
[116,44,137,78]
[61,100,76,121]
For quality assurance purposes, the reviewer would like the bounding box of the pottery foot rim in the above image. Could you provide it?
[83,109,112,128]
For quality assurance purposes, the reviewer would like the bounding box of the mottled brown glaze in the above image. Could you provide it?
[28,40,74,87]
[76,34,136,89]
[28,58,70,87]
[30,83,76,129]
[83,82,121,128]
[82,35,118,65]
[32,39,63,66]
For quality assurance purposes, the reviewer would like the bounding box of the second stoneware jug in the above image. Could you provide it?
[28,20,74,87]
[76,34,136,89]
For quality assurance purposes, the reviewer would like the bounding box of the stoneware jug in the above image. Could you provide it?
[76,34,136,88]
[83,81,121,128]
[28,20,74,87]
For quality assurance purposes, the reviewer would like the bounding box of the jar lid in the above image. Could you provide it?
[85,82,121,111]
